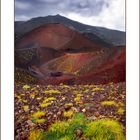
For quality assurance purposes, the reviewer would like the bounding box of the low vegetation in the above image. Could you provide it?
[101,101,118,107]
[84,119,124,140]
[29,113,125,140]
[14,82,126,139]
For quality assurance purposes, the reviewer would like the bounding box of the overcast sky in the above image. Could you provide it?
[15,0,125,31]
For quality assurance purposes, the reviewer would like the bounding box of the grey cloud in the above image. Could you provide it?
[15,0,109,20]
[15,0,125,31]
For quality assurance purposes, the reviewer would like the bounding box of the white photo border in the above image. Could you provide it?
[1,0,139,140]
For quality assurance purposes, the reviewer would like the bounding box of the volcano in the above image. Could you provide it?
[15,15,126,85]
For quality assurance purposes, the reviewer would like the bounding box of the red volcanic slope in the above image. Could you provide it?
[39,52,96,73]
[30,46,125,84]
[76,46,126,84]
[16,23,105,51]
[15,23,125,84]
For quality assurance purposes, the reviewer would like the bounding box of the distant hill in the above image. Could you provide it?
[15,14,125,46]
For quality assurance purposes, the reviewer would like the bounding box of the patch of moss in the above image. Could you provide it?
[43,97,56,102]
[101,101,118,107]
[84,119,124,140]
[16,96,21,99]
[84,89,89,93]
[64,103,73,106]
[46,113,86,140]
[31,111,47,124]
[74,97,80,102]
[32,111,45,118]
[84,85,91,88]
[23,85,30,90]
[60,84,70,89]
[73,91,79,94]
[43,90,61,94]
[23,105,29,110]
[92,87,104,91]
[117,108,125,115]
[77,94,82,97]
[84,103,94,107]
[32,118,47,124]
[23,100,27,103]
[40,102,52,108]
[40,97,56,108]
[46,85,53,88]
[31,87,36,91]
[59,136,73,140]
[30,94,35,98]
[29,129,46,140]
[20,94,25,97]
[118,102,125,107]
[64,110,74,117]
[49,121,70,134]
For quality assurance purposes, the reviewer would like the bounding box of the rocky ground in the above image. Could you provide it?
[15,81,126,140]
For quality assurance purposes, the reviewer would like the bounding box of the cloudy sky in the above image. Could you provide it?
[15,0,125,31]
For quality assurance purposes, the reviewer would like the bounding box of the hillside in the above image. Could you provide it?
[33,46,125,84]
[15,14,125,46]
[15,16,126,85]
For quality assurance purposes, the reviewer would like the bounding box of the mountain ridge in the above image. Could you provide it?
[15,14,125,46]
